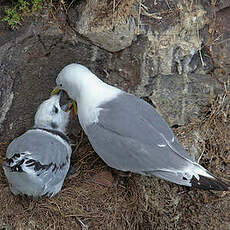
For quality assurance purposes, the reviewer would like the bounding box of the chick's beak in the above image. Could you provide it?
[51,87,77,118]
[51,87,61,96]
[67,100,77,119]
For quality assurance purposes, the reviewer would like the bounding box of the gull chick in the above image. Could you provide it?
[3,93,72,197]
[54,63,229,191]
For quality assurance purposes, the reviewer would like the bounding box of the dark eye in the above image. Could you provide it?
[60,83,63,87]
[53,106,58,113]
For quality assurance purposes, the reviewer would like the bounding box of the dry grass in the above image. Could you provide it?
[0,133,144,229]
[175,92,230,178]
[88,0,136,29]
[0,89,229,229]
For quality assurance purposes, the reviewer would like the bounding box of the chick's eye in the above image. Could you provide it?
[53,106,59,113]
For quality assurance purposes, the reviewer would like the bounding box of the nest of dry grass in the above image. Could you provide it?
[0,91,229,230]
[0,132,145,229]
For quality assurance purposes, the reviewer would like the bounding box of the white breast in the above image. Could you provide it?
[77,83,121,130]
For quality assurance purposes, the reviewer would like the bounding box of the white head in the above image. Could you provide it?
[34,94,70,133]
[56,64,103,102]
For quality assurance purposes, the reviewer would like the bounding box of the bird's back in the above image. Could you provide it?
[85,93,229,190]
[4,129,71,197]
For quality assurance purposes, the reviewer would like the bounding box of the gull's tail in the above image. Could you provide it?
[187,162,230,191]
[148,163,230,191]
[190,170,230,191]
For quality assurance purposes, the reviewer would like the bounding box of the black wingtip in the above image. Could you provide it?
[190,175,230,191]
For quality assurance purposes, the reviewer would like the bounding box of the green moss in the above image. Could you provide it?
[2,0,44,29]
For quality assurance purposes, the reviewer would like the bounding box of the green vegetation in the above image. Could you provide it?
[2,0,44,29]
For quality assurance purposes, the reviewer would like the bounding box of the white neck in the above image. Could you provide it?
[76,78,121,129]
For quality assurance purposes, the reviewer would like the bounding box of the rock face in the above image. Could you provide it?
[142,2,207,75]
[67,0,229,127]
[70,0,136,52]
[0,22,42,134]
[0,65,14,130]
[0,0,229,141]
[0,20,143,142]
[148,74,223,126]
[132,0,227,125]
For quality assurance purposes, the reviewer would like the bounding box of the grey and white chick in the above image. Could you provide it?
[3,93,72,197]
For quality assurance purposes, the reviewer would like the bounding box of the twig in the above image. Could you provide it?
[77,217,89,230]
[213,37,230,45]
[196,23,205,68]
[137,0,142,34]
[141,3,162,19]
[73,130,84,154]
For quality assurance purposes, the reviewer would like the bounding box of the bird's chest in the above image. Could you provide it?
[78,105,102,131]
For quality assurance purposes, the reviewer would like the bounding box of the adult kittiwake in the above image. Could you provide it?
[3,93,72,197]
[52,63,229,191]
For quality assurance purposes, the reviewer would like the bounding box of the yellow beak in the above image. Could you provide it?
[50,87,61,96]
[51,87,77,118]
[66,100,77,118]
[71,100,77,118]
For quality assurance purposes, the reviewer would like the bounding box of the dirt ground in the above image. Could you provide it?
[0,1,230,230]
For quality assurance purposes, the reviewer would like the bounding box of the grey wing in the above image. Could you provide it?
[5,130,71,195]
[6,130,71,165]
[85,93,230,190]
[85,93,194,174]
